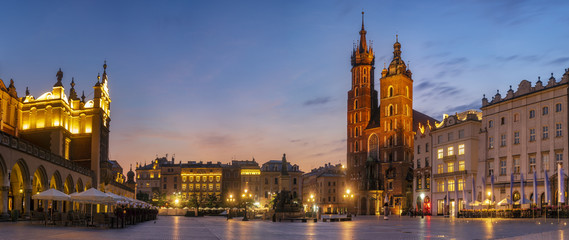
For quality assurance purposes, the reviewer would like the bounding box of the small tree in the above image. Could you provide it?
[206,194,218,208]
[188,193,201,215]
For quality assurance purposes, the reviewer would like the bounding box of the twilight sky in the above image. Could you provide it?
[1,0,569,172]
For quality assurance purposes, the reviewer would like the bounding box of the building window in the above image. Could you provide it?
[196,176,200,182]
[426,176,430,189]
[426,143,429,152]
[209,176,213,182]
[438,135,443,144]
[189,184,194,191]
[514,131,520,144]
[499,158,507,176]
[529,129,536,142]
[488,161,494,176]
[543,126,549,139]
[437,164,443,174]
[513,156,520,174]
[354,100,358,109]
[174,184,177,189]
[458,129,465,139]
[182,184,186,191]
[438,149,444,159]
[459,161,465,171]
[489,120,494,128]
[501,117,505,125]
[542,153,550,171]
[425,157,430,167]
[514,113,520,122]
[448,180,455,192]
[275,178,278,184]
[529,110,535,119]
[529,154,536,173]
[163,184,167,189]
[182,176,187,182]
[458,179,464,191]
[417,177,422,189]
[417,145,421,154]
[500,134,506,147]
[438,181,444,192]
[417,159,421,168]
[543,106,549,115]
[447,162,454,173]
[489,137,494,149]
[448,132,454,141]
[556,153,563,165]
[448,147,454,156]
[216,184,220,191]
[556,123,563,137]
[556,103,562,112]
[164,177,167,182]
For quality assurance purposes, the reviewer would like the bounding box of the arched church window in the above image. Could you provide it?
[355,88,359,96]
[406,86,409,98]
[388,86,394,97]
[368,134,379,161]
[389,105,394,116]
[354,100,358,109]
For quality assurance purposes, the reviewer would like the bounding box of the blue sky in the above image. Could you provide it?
[1,0,568,171]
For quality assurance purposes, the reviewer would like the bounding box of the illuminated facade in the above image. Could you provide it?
[417,111,481,216]
[347,13,435,215]
[0,63,132,219]
[302,163,346,214]
[479,70,569,207]
[221,159,259,206]
[180,162,223,204]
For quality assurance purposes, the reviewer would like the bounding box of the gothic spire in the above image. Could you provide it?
[81,90,86,102]
[102,60,108,84]
[69,77,79,100]
[358,11,367,53]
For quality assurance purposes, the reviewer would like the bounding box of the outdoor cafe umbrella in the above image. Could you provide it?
[71,188,114,225]
[32,188,70,201]
[497,197,512,206]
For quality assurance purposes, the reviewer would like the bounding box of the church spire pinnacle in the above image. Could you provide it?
[358,11,367,53]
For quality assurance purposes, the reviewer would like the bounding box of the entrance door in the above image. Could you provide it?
[437,199,444,215]
[450,201,455,217]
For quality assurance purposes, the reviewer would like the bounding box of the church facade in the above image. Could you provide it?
[346,13,435,215]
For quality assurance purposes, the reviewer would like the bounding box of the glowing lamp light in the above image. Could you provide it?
[420,193,425,200]
[174,199,179,204]
[346,189,351,194]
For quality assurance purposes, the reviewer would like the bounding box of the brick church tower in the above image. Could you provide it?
[347,12,378,192]
[378,36,415,213]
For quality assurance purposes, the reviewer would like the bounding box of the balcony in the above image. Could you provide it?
[442,155,457,162]
[433,170,468,178]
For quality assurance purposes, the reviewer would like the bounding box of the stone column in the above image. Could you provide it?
[23,189,32,216]
[0,186,9,218]
[366,196,370,215]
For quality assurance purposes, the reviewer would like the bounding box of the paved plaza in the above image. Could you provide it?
[1,216,569,239]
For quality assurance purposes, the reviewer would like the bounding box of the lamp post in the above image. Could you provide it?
[343,189,354,216]
[227,194,235,219]
[309,194,316,218]
[242,189,252,221]
[487,191,492,219]
[420,193,425,219]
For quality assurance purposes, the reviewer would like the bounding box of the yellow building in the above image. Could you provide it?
[181,162,223,204]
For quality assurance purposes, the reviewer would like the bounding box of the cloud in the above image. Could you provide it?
[495,55,540,62]
[443,99,481,114]
[303,96,331,106]
[549,57,569,65]
[436,57,468,67]
[195,132,236,148]
[415,80,462,97]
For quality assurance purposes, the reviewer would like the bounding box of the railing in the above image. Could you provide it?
[442,155,457,162]
[0,131,93,176]
[433,170,468,178]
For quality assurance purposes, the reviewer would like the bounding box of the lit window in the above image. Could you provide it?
[190,176,194,182]
[447,162,454,173]
[459,161,465,171]
[196,176,200,182]
[458,179,464,191]
[182,184,186,191]
[209,176,213,182]
[150,173,154,179]
[437,164,443,174]
[448,147,454,156]
[189,184,194,191]
[458,144,465,155]
[216,184,220,191]
[182,176,187,182]
[209,184,213,191]
[438,149,444,159]
[438,181,444,192]
[448,180,455,192]
[216,176,221,182]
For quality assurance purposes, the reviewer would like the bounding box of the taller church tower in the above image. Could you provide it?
[347,12,378,191]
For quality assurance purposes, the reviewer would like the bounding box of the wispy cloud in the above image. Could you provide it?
[303,96,331,106]
[549,57,569,65]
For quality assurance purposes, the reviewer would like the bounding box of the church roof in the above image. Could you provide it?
[412,110,438,132]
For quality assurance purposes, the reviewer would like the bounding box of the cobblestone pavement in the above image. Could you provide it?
[1,216,568,240]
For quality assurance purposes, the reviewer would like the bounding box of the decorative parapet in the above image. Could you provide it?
[0,131,92,176]
[442,155,457,162]
[482,68,569,107]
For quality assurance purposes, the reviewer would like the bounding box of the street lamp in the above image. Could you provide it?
[343,189,354,215]
[420,193,425,219]
[242,189,251,221]
[487,191,492,218]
